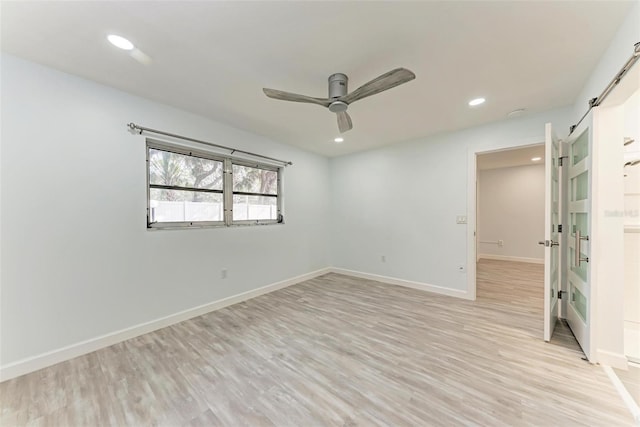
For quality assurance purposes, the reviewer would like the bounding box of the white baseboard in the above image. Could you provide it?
[603,365,640,425]
[330,268,472,300]
[597,349,630,370]
[624,325,640,363]
[478,254,544,264]
[0,267,331,382]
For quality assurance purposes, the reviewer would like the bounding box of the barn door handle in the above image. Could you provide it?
[575,230,589,266]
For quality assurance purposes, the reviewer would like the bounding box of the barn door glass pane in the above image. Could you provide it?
[571,130,589,166]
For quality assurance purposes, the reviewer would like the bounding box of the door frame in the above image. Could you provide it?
[544,123,560,342]
[466,140,546,301]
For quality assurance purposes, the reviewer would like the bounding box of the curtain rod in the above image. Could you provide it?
[127,123,293,166]
[569,42,640,135]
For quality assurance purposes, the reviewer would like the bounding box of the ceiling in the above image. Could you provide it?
[477,145,545,170]
[0,1,633,157]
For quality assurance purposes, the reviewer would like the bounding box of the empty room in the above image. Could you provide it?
[2,1,640,426]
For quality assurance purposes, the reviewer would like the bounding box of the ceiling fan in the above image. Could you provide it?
[263,68,416,133]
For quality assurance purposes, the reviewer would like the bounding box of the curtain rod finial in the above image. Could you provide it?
[127,123,143,135]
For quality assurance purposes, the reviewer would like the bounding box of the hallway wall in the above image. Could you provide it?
[478,164,545,263]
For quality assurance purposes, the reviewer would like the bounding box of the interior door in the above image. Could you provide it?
[565,116,593,359]
[543,123,560,341]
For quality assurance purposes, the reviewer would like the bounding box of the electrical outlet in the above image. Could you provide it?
[381,255,386,263]
[498,240,504,247]
[456,215,467,224]
[221,269,228,279]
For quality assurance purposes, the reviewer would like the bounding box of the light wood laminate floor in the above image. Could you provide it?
[614,363,640,408]
[1,259,633,426]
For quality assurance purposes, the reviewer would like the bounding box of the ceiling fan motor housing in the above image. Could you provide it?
[328,73,348,99]
[328,73,348,112]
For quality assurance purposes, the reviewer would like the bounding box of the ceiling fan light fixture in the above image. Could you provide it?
[328,101,348,113]
[468,97,486,107]
[107,34,134,50]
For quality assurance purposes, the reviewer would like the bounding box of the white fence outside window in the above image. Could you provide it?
[150,200,277,222]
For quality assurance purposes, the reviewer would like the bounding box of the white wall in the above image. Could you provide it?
[330,107,572,294]
[0,54,331,368]
[478,164,545,262]
[591,105,626,366]
[623,89,640,361]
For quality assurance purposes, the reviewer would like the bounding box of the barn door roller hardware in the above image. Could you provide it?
[570,42,640,135]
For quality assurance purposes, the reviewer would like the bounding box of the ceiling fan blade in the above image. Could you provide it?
[130,48,152,65]
[341,68,416,105]
[263,88,330,107]
[337,111,353,133]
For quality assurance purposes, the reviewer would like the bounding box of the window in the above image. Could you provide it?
[147,140,282,228]
[148,145,225,226]
[232,163,279,223]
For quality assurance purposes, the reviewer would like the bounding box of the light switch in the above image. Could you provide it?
[456,215,467,224]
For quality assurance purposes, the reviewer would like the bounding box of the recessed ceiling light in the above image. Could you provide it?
[531,157,542,162]
[468,97,486,107]
[107,34,134,51]
[334,137,344,143]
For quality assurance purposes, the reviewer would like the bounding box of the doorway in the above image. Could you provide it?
[472,145,548,332]
[476,145,546,265]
